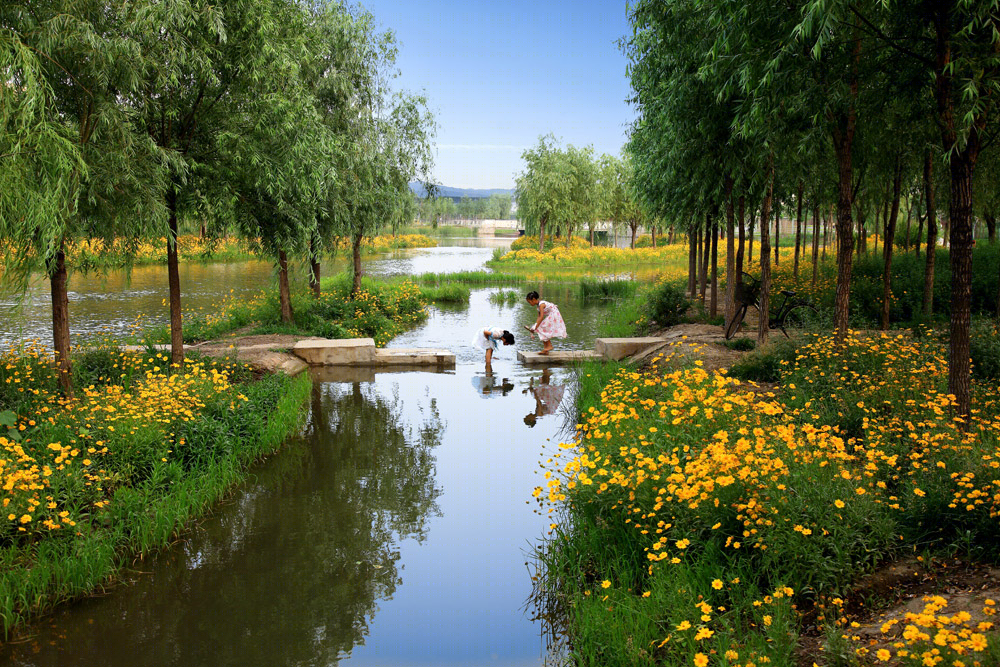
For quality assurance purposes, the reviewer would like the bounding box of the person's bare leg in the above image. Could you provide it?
[539,340,552,355]
[486,348,493,365]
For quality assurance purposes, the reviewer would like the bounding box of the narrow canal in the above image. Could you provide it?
[0,240,615,666]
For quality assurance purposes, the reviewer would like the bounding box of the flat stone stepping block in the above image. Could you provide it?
[595,337,666,361]
[374,348,456,366]
[293,338,376,365]
[518,350,604,364]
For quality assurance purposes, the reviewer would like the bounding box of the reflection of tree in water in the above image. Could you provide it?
[0,380,444,667]
[293,380,444,662]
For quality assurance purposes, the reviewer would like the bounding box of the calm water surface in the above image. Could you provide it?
[0,239,618,667]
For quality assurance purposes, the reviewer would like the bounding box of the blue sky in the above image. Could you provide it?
[359,0,636,189]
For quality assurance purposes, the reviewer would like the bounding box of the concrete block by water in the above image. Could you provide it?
[594,337,665,361]
[293,338,376,365]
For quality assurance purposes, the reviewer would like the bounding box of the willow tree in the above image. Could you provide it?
[137,0,321,364]
[2,0,168,393]
[516,135,573,252]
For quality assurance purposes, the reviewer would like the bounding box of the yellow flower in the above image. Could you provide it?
[834,499,845,508]
[601,580,611,589]
[876,649,892,662]
[693,652,709,667]
[711,579,723,590]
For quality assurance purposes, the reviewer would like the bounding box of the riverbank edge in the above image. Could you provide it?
[0,370,311,640]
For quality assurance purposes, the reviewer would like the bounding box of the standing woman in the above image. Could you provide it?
[525,291,567,355]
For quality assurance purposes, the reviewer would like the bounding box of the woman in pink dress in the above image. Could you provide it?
[524,290,567,355]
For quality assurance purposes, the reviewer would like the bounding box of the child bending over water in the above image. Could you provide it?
[524,291,566,356]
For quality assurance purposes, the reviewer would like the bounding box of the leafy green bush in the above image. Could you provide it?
[971,318,1000,381]
[721,337,756,351]
[727,338,798,383]
[643,280,689,327]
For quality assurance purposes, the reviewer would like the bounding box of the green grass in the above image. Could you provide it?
[414,270,527,287]
[578,277,638,301]
[598,294,646,338]
[488,289,520,307]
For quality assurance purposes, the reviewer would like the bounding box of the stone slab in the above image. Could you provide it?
[374,348,456,366]
[293,338,376,366]
[518,350,604,364]
[595,337,666,361]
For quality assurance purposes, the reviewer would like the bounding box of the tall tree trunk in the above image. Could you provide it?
[351,232,364,297]
[651,226,657,248]
[915,213,925,257]
[538,215,547,252]
[748,211,755,265]
[700,213,711,305]
[687,230,698,298]
[903,200,912,251]
[694,226,702,296]
[631,222,638,249]
[947,154,976,419]
[724,175,736,323]
[823,207,830,260]
[278,250,294,324]
[309,237,321,299]
[710,218,719,318]
[167,187,184,366]
[794,181,803,281]
[811,203,820,287]
[881,156,903,330]
[933,2,980,419]
[829,21,860,337]
[923,150,938,317]
[758,163,774,346]
[736,195,746,283]
[49,242,73,396]
[984,212,996,243]
[668,226,675,245]
[831,125,857,336]
[774,198,780,266]
[589,227,595,247]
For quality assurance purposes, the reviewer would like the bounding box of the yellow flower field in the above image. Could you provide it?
[534,332,1000,665]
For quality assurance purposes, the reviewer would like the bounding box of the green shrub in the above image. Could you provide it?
[727,338,798,383]
[721,337,756,351]
[971,318,1000,381]
[644,280,689,327]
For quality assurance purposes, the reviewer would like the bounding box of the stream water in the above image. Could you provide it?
[0,239,616,666]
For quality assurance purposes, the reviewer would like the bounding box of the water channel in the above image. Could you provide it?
[0,239,621,666]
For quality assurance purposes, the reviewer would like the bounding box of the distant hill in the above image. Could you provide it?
[409,182,515,200]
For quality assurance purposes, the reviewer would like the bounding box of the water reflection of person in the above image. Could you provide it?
[471,371,515,397]
[523,368,565,427]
